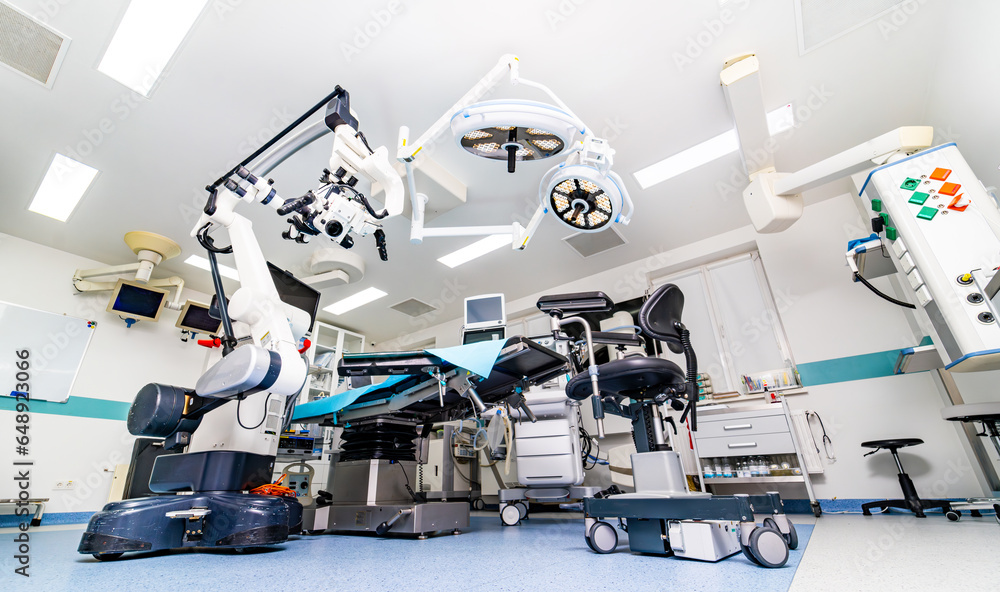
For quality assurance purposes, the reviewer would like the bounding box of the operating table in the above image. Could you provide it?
[291,336,569,537]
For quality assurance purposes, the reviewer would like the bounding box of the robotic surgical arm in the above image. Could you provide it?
[159,87,402,458]
[198,87,403,261]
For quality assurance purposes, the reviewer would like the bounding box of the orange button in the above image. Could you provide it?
[930,168,951,181]
[939,182,961,196]
[948,194,969,212]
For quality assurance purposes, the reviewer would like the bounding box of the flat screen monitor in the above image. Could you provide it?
[175,300,223,334]
[268,262,321,328]
[464,293,505,331]
[462,327,506,345]
[106,279,168,322]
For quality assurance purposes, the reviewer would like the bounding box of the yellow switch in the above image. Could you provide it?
[958,273,973,285]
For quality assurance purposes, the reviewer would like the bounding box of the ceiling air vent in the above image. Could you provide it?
[390,298,438,318]
[563,226,626,258]
[796,0,909,54]
[0,1,70,88]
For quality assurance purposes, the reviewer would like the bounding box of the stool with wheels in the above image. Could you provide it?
[860,438,951,518]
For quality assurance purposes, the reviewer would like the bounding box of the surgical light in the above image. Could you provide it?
[539,137,632,232]
[450,100,583,173]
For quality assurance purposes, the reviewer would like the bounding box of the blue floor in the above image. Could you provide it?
[2,516,812,591]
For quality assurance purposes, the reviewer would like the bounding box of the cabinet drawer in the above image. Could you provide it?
[695,414,789,439]
[696,432,796,457]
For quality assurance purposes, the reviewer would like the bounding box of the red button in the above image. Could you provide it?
[930,168,951,181]
[939,182,961,196]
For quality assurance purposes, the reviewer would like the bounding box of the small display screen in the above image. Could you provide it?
[463,327,505,345]
[466,296,503,325]
[268,262,320,327]
[111,282,165,319]
[179,303,222,334]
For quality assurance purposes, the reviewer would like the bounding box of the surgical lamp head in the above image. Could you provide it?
[539,137,633,232]
[450,100,585,173]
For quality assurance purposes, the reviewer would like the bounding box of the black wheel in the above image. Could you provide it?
[763,517,778,531]
[748,527,789,568]
[472,498,486,511]
[501,504,521,526]
[742,543,762,566]
[946,510,961,522]
[785,519,798,550]
[93,552,123,561]
[587,521,618,554]
[514,501,529,520]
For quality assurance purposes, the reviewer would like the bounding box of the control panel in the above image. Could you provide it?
[858,144,1000,372]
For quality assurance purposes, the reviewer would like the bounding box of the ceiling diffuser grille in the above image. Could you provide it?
[390,298,438,318]
[562,227,626,258]
[0,1,69,87]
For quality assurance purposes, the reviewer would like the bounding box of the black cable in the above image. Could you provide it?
[337,183,389,220]
[853,272,916,309]
[355,131,375,155]
[236,393,273,431]
[392,459,425,502]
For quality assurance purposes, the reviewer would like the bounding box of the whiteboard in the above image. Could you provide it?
[0,301,96,403]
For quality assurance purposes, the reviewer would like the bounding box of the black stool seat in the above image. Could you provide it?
[566,356,684,402]
[862,438,924,450]
[861,437,950,519]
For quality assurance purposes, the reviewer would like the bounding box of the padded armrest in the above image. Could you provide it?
[590,331,642,347]
[536,291,614,315]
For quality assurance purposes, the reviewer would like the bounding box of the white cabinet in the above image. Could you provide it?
[301,321,365,403]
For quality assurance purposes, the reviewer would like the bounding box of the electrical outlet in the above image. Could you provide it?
[53,480,75,490]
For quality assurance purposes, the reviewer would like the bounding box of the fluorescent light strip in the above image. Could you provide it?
[184,255,240,281]
[28,154,99,221]
[634,104,795,189]
[98,0,209,96]
[324,287,388,315]
[437,234,512,268]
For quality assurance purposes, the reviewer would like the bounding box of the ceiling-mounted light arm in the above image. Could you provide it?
[404,160,523,246]
[398,54,520,163]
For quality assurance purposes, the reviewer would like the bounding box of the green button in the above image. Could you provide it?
[886,226,898,240]
[871,198,882,212]
[880,212,889,226]
[909,192,930,205]
[917,206,938,220]
[901,178,921,191]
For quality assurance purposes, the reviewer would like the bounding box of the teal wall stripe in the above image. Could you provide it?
[1,338,936,419]
[797,336,934,387]
[1,394,129,421]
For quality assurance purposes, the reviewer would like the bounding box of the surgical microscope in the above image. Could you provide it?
[78,87,404,560]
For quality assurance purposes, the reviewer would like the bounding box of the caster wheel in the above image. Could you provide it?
[742,544,762,566]
[784,520,798,550]
[587,521,618,554]
[501,504,521,526]
[748,527,789,568]
[92,552,123,561]
[472,498,486,511]
[514,501,529,520]
[763,517,778,531]
[946,510,961,522]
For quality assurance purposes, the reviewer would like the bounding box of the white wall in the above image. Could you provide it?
[0,233,211,515]
[377,195,992,501]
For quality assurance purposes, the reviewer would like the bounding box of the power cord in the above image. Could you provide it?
[236,392,273,431]
[853,272,916,309]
